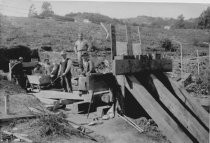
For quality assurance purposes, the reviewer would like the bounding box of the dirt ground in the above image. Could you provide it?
[0,79,169,143]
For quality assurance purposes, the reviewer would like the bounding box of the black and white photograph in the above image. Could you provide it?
[0,0,209,142]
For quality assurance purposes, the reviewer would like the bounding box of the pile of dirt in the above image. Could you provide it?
[0,79,42,116]
[133,117,170,143]
[0,79,26,95]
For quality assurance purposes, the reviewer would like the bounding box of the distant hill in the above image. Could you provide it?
[65,12,124,24]
[122,15,176,27]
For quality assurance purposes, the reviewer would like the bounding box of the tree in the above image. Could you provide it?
[28,4,37,17]
[197,7,210,29]
[40,1,54,18]
[174,14,185,29]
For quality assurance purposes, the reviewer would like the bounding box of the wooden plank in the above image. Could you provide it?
[113,59,144,75]
[168,78,209,129]
[126,25,133,55]
[192,96,210,107]
[33,90,86,100]
[150,59,172,72]
[113,59,172,75]
[0,114,36,122]
[125,75,192,143]
[151,74,209,143]
[87,73,110,92]
[111,24,116,59]
[116,42,141,56]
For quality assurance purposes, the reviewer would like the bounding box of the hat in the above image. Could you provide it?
[60,50,67,55]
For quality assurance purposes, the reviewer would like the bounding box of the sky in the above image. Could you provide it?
[0,0,210,19]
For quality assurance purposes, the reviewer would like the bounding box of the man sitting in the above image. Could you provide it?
[81,53,96,76]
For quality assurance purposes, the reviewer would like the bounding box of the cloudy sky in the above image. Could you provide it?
[0,0,209,19]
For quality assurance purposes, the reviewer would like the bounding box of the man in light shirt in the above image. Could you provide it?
[74,33,90,67]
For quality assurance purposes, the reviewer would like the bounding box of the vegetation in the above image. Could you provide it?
[197,7,210,29]
[159,38,178,52]
[40,1,54,18]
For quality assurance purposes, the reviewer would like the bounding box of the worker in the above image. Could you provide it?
[43,58,52,75]
[11,57,26,89]
[58,51,73,92]
[50,62,61,88]
[81,53,96,76]
[74,33,90,67]
[33,63,43,75]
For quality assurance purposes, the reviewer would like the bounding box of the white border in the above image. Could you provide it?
[32,0,210,4]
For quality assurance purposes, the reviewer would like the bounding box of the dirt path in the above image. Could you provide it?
[67,112,169,143]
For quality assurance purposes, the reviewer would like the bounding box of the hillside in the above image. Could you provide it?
[1,15,209,55]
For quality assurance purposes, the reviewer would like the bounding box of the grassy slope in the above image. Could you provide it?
[1,16,209,54]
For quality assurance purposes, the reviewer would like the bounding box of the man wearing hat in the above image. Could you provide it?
[74,33,90,67]
[58,51,73,92]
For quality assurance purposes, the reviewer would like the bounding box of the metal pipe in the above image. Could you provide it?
[117,113,143,133]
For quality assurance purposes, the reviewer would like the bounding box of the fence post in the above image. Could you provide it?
[196,50,200,75]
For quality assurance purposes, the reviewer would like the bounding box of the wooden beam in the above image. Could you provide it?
[168,78,209,129]
[151,74,209,143]
[87,73,110,92]
[126,25,133,55]
[113,59,172,75]
[0,114,36,122]
[33,90,86,100]
[191,96,210,107]
[111,24,116,59]
[125,75,192,143]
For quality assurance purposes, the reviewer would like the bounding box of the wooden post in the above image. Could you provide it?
[137,26,142,55]
[125,25,133,55]
[111,24,116,60]
[196,50,200,75]
[4,94,9,115]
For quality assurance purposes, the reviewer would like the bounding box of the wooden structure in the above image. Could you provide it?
[110,24,209,143]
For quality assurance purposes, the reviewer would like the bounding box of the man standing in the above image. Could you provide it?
[11,57,26,89]
[58,51,73,93]
[74,33,90,67]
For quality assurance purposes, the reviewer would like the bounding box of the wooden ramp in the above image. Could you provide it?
[109,24,209,143]
[33,90,89,101]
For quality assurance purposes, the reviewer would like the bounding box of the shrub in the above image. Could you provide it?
[159,38,179,52]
